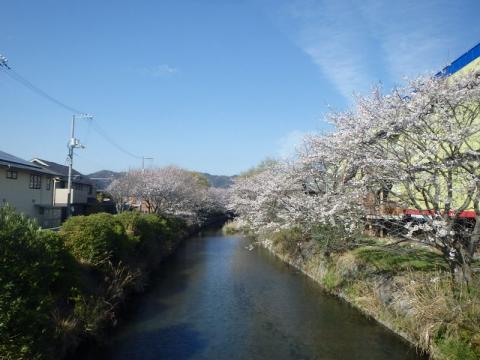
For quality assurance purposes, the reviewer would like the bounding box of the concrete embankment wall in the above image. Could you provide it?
[259,238,430,357]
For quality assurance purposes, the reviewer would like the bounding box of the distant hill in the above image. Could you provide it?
[88,170,124,179]
[200,173,236,189]
[88,170,236,190]
[88,170,124,191]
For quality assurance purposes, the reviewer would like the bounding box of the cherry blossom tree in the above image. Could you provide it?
[107,170,141,213]
[229,161,304,233]
[229,70,480,284]
[349,71,480,284]
[139,166,197,215]
[229,139,365,248]
[108,166,227,225]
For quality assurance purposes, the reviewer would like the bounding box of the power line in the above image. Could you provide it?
[0,57,145,161]
[3,68,84,114]
[91,121,143,159]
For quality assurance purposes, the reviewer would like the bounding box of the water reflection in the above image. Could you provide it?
[91,233,424,360]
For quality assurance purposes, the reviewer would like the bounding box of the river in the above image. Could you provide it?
[89,231,424,360]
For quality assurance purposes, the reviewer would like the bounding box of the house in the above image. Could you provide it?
[364,43,480,236]
[0,150,61,227]
[437,41,480,77]
[31,158,96,219]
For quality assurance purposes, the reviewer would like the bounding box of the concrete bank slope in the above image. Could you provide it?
[259,238,479,360]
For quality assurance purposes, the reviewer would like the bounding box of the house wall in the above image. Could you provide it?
[53,180,94,206]
[454,55,480,75]
[377,56,480,215]
[0,167,60,227]
[54,188,89,205]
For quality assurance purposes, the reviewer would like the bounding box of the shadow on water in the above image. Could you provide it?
[84,232,427,360]
[97,323,207,360]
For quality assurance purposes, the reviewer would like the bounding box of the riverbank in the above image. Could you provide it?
[65,214,194,359]
[67,213,229,359]
[225,223,480,360]
[85,231,422,360]
[0,207,228,360]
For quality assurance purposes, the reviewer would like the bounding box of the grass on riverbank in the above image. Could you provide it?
[222,220,240,235]
[0,208,190,360]
[254,227,480,360]
[353,245,449,273]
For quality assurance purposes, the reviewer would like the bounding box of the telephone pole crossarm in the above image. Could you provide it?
[142,156,154,173]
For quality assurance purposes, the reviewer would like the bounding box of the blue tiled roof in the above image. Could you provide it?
[437,42,480,77]
[0,150,41,168]
[0,150,58,175]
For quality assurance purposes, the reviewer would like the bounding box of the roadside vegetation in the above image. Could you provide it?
[0,206,191,360]
[1,167,228,360]
[227,70,480,359]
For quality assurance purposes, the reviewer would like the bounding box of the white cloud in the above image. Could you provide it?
[277,129,308,159]
[281,0,377,100]
[356,0,457,78]
[140,64,179,78]
[275,0,480,100]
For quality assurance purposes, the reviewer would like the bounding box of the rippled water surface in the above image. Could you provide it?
[90,232,424,360]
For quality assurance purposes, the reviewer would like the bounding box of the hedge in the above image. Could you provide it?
[0,206,76,360]
[59,213,128,268]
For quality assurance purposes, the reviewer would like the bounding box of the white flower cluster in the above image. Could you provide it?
[107,166,227,223]
[228,71,480,273]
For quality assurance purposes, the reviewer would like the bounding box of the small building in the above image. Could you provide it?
[437,41,480,76]
[0,150,61,228]
[31,158,96,219]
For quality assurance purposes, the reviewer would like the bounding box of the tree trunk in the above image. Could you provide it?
[452,262,473,286]
[448,246,473,287]
[450,215,480,287]
[469,215,480,256]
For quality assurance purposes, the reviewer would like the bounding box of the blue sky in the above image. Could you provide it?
[1,0,480,175]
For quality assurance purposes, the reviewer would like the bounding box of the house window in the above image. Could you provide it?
[29,174,42,189]
[46,178,51,190]
[6,170,17,179]
[88,185,92,195]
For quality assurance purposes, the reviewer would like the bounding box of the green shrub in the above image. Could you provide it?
[162,215,188,238]
[353,246,448,273]
[322,266,342,291]
[310,223,360,254]
[0,206,76,360]
[60,213,127,268]
[435,338,479,360]
[0,208,187,360]
[270,227,304,255]
[115,212,177,267]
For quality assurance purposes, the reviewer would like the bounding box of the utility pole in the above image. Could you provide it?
[142,156,153,173]
[139,156,153,213]
[66,114,92,218]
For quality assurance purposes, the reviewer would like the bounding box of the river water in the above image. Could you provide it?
[91,231,424,360]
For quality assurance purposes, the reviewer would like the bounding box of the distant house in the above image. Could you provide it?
[31,158,96,219]
[0,150,61,227]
